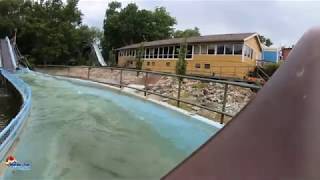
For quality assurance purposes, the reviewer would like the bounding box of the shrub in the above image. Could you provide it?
[248,63,281,78]
[175,39,187,77]
[135,43,144,76]
[263,63,280,76]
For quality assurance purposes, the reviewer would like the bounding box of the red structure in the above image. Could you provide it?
[281,47,292,60]
[163,27,320,180]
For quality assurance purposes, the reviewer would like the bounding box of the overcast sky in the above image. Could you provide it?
[78,0,320,47]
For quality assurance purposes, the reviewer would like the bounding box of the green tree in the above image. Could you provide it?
[259,35,273,47]
[175,40,187,76]
[108,50,116,66]
[135,43,144,75]
[102,1,176,64]
[173,27,200,38]
[0,0,98,66]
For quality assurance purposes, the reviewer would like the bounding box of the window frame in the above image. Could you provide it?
[150,48,154,59]
[200,44,207,54]
[233,44,243,55]
[225,44,233,55]
[217,44,225,55]
[204,64,211,69]
[163,47,169,59]
[207,44,216,55]
[159,47,164,58]
[194,44,200,55]
[186,45,193,59]
[174,45,180,58]
[154,48,159,59]
[168,46,174,58]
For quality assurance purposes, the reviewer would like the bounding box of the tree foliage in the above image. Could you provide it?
[173,27,200,38]
[175,39,187,76]
[135,43,144,71]
[259,35,273,47]
[0,0,100,65]
[102,1,176,63]
[108,49,116,67]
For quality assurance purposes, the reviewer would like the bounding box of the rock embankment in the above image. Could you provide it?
[148,77,255,116]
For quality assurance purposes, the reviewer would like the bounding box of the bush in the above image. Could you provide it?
[175,40,187,77]
[248,63,281,78]
[263,63,280,76]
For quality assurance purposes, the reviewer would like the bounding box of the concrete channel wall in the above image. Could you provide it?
[0,70,31,160]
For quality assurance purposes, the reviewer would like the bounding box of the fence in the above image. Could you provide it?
[36,65,261,124]
[0,69,31,160]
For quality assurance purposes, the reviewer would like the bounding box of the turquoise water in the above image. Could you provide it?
[4,72,219,179]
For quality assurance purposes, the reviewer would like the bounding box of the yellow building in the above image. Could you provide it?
[116,33,262,79]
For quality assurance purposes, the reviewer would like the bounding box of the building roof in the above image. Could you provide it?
[116,32,260,50]
[263,46,279,51]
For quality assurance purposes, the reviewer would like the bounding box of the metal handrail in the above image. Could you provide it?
[0,69,31,160]
[37,65,260,124]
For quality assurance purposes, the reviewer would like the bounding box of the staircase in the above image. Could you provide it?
[256,65,270,81]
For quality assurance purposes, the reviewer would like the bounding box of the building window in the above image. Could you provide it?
[163,47,168,58]
[204,64,210,69]
[217,44,224,54]
[152,62,155,66]
[194,45,200,54]
[201,44,207,54]
[195,63,201,68]
[159,47,164,58]
[154,48,159,58]
[166,62,170,66]
[133,50,136,57]
[225,44,233,54]
[208,44,216,54]
[150,48,154,59]
[168,46,174,58]
[186,45,193,58]
[174,46,180,58]
[233,44,242,55]
[130,61,133,65]
[244,45,253,58]
[147,62,150,66]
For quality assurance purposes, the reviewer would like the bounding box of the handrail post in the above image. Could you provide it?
[220,83,229,124]
[120,69,123,88]
[87,67,91,80]
[67,67,70,77]
[177,78,182,107]
[144,72,148,96]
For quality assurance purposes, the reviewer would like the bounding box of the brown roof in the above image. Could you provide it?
[116,32,258,50]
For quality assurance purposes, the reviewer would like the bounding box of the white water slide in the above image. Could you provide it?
[92,43,107,66]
